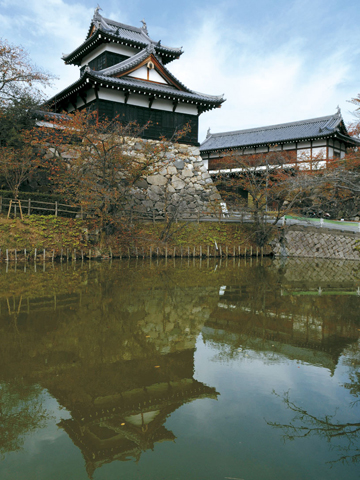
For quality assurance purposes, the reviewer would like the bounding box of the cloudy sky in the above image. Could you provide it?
[1,0,359,142]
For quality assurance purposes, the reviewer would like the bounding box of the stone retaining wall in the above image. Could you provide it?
[272,257,360,284]
[272,226,360,260]
[128,141,220,215]
[44,139,221,216]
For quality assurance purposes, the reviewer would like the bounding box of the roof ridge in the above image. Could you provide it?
[102,17,143,34]
[207,114,336,138]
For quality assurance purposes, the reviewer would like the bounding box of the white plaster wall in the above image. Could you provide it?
[283,143,296,150]
[149,69,167,83]
[81,43,137,66]
[297,149,311,160]
[312,139,327,147]
[128,67,167,84]
[98,88,125,103]
[175,103,198,115]
[87,90,97,103]
[298,141,311,148]
[128,65,148,80]
[127,93,148,108]
[312,147,326,158]
[151,98,173,112]
[76,98,85,108]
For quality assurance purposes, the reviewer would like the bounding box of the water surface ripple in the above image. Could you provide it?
[0,257,359,480]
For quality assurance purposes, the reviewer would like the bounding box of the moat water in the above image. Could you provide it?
[0,257,359,480]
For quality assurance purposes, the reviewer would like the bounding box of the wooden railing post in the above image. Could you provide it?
[55,201,58,217]
[28,198,31,216]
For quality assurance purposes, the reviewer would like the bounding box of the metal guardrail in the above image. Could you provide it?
[283,215,360,233]
[2,195,359,231]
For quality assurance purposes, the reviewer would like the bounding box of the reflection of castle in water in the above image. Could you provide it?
[204,278,360,372]
[57,350,217,478]
[0,274,219,478]
[0,259,359,475]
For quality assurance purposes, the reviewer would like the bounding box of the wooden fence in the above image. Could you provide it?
[0,195,255,224]
[0,196,81,218]
[0,244,267,263]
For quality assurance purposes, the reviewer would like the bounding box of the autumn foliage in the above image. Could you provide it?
[0,38,53,106]
[34,110,188,233]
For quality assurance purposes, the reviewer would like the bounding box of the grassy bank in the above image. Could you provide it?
[0,215,272,259]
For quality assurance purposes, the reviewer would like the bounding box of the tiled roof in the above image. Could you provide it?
[95,46,194,94]
[45,69,224,109]
[200,112,359,151]
[97,47,151,76]
[91,71,224,104]
[63,10,182,65]
[94,13,182,54]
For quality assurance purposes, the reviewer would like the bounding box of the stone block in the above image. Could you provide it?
[149,185,163,195]
[172,176,186,190]
[147,191,160,201]
[147,175,168,186]
[167,166,177,175]
[155,202,165,211]
[188,147,200,155]
[134,178,148,189]
[174,159,185,169]
[182,168,194,178]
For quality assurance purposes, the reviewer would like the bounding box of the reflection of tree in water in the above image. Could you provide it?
[1,258,359,474]
[0,381,49,458]
[0,261,219,477]
[341,343,360,405]
[268,343,360,466]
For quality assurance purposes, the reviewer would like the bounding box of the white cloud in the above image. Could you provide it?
[169,13,354,142]
[1,0,358,142]
[0,0,139,97]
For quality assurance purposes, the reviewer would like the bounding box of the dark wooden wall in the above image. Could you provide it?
[80,52,129,76]
[97,100,199,145]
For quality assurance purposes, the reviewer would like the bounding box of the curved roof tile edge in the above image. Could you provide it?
[199,112,356,151]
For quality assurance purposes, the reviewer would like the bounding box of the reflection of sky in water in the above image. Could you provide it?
[2,342,359,480]
[0,259,359,480]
